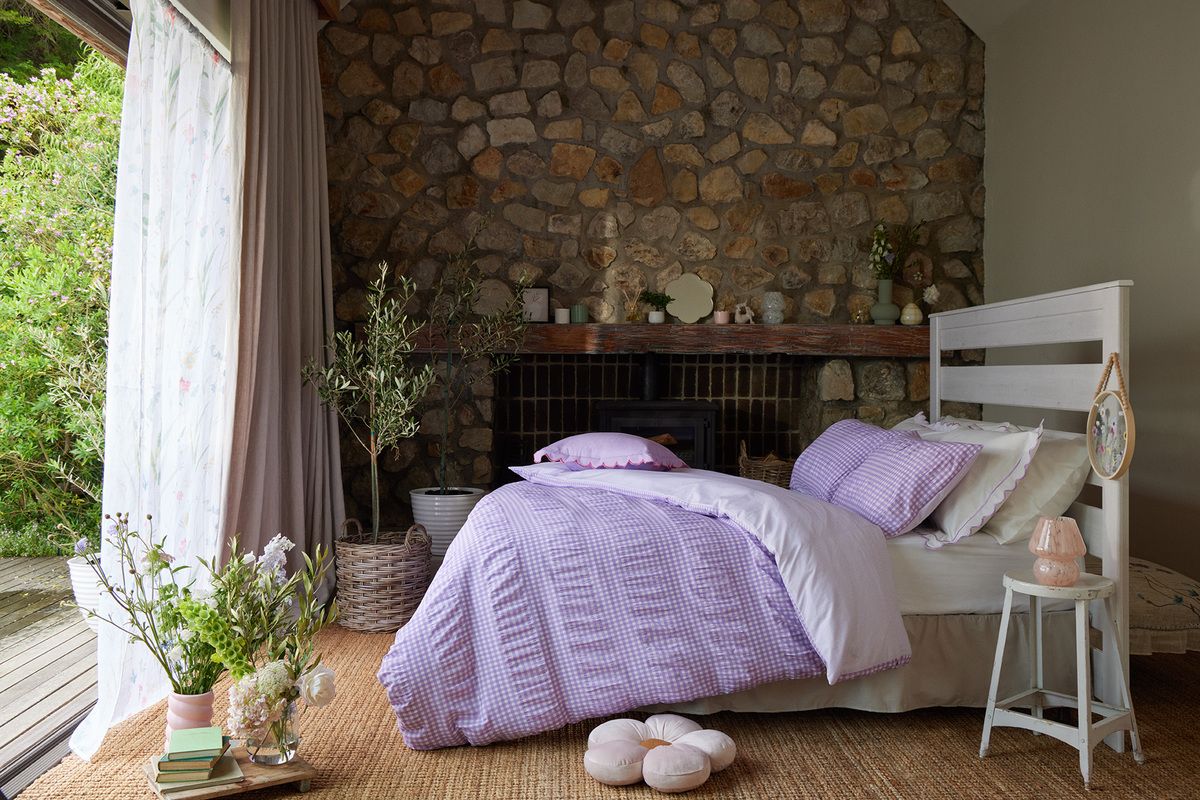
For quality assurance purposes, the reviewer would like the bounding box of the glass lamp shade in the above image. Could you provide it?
[1028,516,1086,587]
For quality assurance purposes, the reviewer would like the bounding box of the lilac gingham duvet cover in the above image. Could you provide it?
[378,465,909,749]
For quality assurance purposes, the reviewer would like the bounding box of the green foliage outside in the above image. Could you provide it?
[0,0,84,83]
[0,50,122,556]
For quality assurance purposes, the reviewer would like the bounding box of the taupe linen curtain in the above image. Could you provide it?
[224,0,345,577]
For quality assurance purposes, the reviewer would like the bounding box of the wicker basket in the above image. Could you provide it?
[738,441,795,489]
[335,520,431,633]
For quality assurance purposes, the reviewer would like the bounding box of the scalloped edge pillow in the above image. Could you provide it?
[533,432,687,471]
[924,416,1092,545]
[894,414,1043,548]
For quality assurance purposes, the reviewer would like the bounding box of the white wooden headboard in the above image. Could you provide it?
[929,280,1132,752]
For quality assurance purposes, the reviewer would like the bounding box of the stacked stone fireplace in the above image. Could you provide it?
[319,0,987,525]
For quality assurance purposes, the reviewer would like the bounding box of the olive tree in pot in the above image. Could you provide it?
[413,231,527,557]
[303,264,437,631]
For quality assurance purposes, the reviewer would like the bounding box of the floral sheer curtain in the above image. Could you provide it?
[70,0,238,760]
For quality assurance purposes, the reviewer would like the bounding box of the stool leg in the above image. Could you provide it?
[1029,594,1043,725]
[981,586,1015,759]
[1103,596,1145,765]
[1075,598,1093,789]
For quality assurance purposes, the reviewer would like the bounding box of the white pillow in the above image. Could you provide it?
[984,429,1091,544]
[918,416,1093,545]
[894,415,1042,546]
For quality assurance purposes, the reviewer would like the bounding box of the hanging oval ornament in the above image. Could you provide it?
[1087,353,1135,480]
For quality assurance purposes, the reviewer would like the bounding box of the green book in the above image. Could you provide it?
[165,726,225,760]
[153,753,243,794]
[158,737,231,771]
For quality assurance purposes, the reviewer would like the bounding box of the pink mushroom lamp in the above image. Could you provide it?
[1029,516,1087,587]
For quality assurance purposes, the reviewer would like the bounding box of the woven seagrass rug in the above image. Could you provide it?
[21,626,1200,799]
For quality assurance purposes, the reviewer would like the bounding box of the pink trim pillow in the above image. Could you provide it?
[533,432,687,471]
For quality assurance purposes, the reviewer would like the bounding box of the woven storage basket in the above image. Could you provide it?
[738,441,795,489]
[335,520,431,633]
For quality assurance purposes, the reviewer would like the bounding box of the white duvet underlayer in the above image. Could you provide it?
[889,531,1070,615]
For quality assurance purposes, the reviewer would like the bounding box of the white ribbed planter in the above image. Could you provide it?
[67,556,100,632]
[410,487,486,557]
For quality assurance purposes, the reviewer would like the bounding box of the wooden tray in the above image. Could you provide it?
[143,747,316,798]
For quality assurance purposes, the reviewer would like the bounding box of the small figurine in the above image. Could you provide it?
[734,302,755,324]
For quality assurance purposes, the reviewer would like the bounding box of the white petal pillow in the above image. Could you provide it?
[894,416,1042,547]
[643,743,711,794]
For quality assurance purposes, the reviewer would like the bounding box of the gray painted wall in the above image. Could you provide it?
[980,0,1200,578]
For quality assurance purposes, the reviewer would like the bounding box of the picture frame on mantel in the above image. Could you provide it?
[522,286,551,323]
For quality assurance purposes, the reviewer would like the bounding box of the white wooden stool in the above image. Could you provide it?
[980,570,1144,789]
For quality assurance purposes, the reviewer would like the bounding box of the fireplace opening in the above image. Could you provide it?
[493,352,817,483]
[595,399,718,470]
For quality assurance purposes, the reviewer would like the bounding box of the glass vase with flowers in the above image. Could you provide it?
[181,535,336,765]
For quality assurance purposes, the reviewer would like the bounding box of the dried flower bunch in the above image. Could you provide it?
[868,221,922,281]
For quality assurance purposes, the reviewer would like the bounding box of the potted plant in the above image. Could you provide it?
[414,229,528,557]
[639,290,674,324]
[304,263,437,631]
[68,515,228,739]
[868,221,921,326]
[183,534,336,764]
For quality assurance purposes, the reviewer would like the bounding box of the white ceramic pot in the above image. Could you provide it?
[410,487,486,557]
[67,556,100,632]
[647,310,666,324]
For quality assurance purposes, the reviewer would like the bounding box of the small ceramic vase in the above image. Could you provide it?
[570,303,588,323]
[554,308,571,323]
[1029,516,1087,587]
[713,310,731,324]
[900,302,924,326]
[165,691,215,747]
[870,278,900,326]
[648,310,666,324]
[761,291,785,324]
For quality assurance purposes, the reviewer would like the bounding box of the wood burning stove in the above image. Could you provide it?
[595,400,717,470]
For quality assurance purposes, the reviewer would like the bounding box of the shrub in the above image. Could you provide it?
[0,51,121,547]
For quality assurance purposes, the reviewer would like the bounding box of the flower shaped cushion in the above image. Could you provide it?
[584,714,736,794]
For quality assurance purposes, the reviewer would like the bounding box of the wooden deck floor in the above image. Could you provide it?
[0,558,97,794]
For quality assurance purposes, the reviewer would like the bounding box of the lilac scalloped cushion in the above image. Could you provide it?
[830,435,983,537]
[533,432,687,471]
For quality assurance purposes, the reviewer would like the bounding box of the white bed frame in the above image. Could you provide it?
[929,280,1132,752]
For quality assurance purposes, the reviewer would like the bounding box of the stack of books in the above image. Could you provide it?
[149,726,242,794]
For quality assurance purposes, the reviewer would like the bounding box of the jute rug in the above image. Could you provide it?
[22,626,1200,799]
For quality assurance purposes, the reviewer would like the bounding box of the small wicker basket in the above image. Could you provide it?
[738,441,795,489]
[335,519,431,633]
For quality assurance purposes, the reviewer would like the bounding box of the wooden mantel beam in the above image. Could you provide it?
[418,324,930,358]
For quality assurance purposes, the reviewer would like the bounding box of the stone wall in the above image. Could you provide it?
[319,0,985,523]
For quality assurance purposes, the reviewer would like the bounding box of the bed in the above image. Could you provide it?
[379,281,1133,753]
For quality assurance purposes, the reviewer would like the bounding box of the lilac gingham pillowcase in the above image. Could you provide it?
[533,432,687,471]
[830,434,982,537]
[789,420,906,501]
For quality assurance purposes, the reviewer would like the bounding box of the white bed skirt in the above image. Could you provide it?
[658,611,1079,715]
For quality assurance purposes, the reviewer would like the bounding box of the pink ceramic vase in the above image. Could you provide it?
[1029,516,1087,587]
[165,691,215,746]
